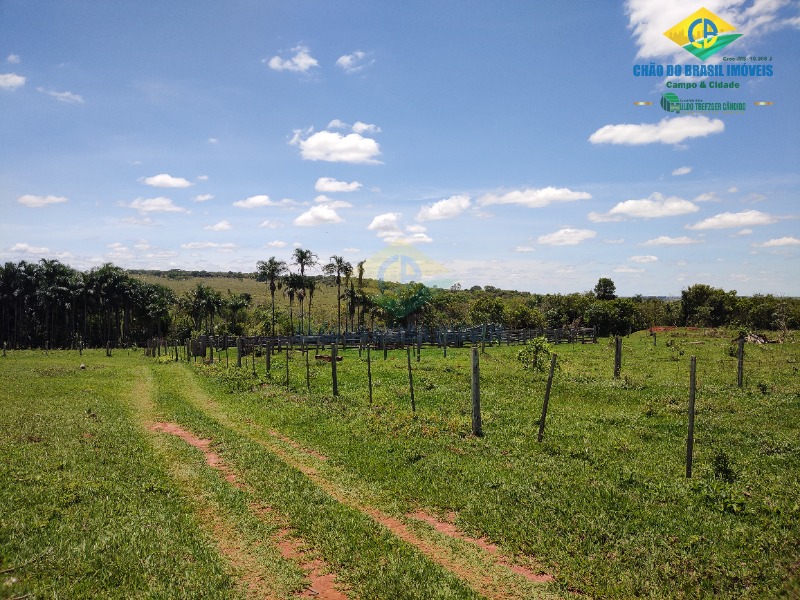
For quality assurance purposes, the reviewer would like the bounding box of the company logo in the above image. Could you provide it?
[364,243,452,287]
[664,7,742,61]
[660,93,681,113]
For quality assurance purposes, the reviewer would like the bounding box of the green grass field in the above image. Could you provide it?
[2,330,798,598]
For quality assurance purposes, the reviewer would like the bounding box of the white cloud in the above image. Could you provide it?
[142,173,192,188]
[406,224,427,233]
[694,192,719,202]
[735,229,753,236]
[630,255,658,263]
[515,246,536,253]
[37,87,84,104]
[589,116,724,145]
[290,129,382,164]
[613,266,645,273]
[753,236,800,248]
[294,205,344,227]
[336,51,375,74]
[204,220,231,231]
[672,166,692,176]
[9,242,50,254]
[314,195,353,209]
[266,240,287,248]
[17,194,68,208]
[129,197,187,213]
[181,241,236,251]
[266,45,319,73]
[590,192,699,221]
[121,216,154,226]
[0,73,25,90]
[537,227,597,246]
[417,194,471,221]
[7,54,20,64]
[642,235,702,246]
[208,137,218,144]
[232,194,294,208]
[327,119,348,129]
[352,121,382,134]
[194,193,214,202]
[367,212,402,232]
[259,220,280,229]
[478,187,591,208]
[197,175,209,181]
[315,177,362,193]
[687,210,778,230]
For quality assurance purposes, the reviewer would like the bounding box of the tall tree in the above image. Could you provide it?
[594,277,617,300]
[292,248,317,336]
[256,257,287,336]
[323,255,352,338]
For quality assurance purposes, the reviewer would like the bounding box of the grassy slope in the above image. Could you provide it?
[193,329,800,598]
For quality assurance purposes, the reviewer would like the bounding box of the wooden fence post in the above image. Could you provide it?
[285,346,290,388]
[236,337,242,368]
[266,342,271,374]
[686,356,697,478]
[407,346,415,413]
[613,336,622,379]
[537,354,557,443]
[471,347,482,437]
[331,343,339,397]
[737,337,744,388]
[305,346,310,391]
[367,345,373,405]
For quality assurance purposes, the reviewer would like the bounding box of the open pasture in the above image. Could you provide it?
[1,329,798,598]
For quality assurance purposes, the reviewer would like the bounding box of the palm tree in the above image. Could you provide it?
[282,273,304,335]
[225,291,251,336]
[323,255,352,338]
[305,278,316,335]
[256,257,287,336]
[292,248,317,335]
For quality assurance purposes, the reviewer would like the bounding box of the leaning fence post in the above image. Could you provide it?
[471,347,482,436]
[537,354,557,443]
[331,343,339,397]
[686,356,697,478]
[737,337,745,388]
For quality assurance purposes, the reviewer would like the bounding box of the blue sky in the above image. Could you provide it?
[1,0,798,296]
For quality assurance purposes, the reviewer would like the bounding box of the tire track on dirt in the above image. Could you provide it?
[133,367,349,600]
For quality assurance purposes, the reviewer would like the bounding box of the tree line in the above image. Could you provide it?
[2,256,798,349]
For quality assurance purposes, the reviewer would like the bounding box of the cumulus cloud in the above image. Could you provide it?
[352,121,382,134]
[589,116,724,145]
[672,166,692,176]
[232,195,294,208]
[694,192,719,202]
[0,73,25,90]
[293,205,344,227]
[642,235,702,246]
[613,266,645,273]
[9,242,50,255]
[327,119,348,129]
[537,227,597,246]
[589,192,699,222]
[290,128,381,164]
[194,193,214,202]
[17,194,68,208]
[315,177,362,193]
[142,173,192,188]
[204,220,231,231]
[416,194,471,221]
[630,255,659,263]
[336,51,375,73]
[266,240,287,248]
[37,87,84,104]
[208,137,218,144]
[478,187,591,208]
[515,246,536,253]
[129,197,187,213]
[687,210,778,230]
[266,45,319,73]
[7,54,20,64]
[367,212,402,232]
[753,236,800,248]
[259,220,281,229]
[314,195,353,209]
